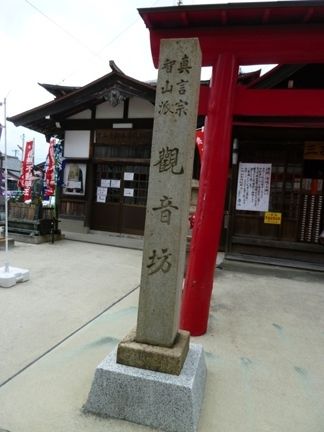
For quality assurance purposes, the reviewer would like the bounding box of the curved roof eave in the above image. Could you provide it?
[8,63,156,127]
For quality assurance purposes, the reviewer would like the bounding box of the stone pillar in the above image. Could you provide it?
[85,39,206,432]
[135,38,202,348]
[115,38,202,375]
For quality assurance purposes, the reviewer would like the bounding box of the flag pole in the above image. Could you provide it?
[3,97,9,272]
[0,97,30,288]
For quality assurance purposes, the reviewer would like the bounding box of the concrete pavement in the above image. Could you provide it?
[0,239,323,432]
[0,240,142,384]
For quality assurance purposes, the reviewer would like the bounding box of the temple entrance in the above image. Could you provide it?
[91,163,149,235]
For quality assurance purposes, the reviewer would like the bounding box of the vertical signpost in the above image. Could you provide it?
[85,38,206,432]
[135,38,201,348]
[116,38,202,374]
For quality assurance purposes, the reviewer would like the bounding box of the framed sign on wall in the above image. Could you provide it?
[63,162,87,195]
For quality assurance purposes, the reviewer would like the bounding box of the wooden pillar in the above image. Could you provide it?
[180,53,238,336]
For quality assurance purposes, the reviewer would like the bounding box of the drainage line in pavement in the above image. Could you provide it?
[0,284,140,389]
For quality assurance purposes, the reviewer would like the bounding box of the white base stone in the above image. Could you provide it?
[84,343,207,432]
[0,266,30,288]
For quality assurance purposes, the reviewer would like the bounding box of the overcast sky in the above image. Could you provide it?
[0,0,284,163]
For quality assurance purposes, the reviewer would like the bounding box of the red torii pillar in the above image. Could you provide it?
[180,54,238,335]
[138,1,324,337]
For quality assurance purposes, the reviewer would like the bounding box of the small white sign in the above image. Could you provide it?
[111,180,121,188]
[101,179,111,187]
[97,187,107,196]
[124,172,134,181]
[124,188,134,197]
[96,194,106,203]
[67,180,81,189]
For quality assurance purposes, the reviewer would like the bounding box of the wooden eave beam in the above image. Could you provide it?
[149,24,324,66]
[303,7,314,22]
[262,8,271,23]
[179,12,189,26]
[9,74,155,127]
[220,11,227,25]
[234,88,324,117]
[198,87,324,117]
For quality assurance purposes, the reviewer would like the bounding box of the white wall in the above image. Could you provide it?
[67,109,92,119]
[128,97,154,118]
[95,101,123,119]
[64,130,90,158]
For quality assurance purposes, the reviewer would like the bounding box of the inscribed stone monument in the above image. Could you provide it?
[117,37,202,375]
[84,38,206,432]
[135,38,202,348]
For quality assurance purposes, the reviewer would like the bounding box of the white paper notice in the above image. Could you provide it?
[124,172,134,181]
[96,187,107,203]
[97,194,106,203]
[110,180,121,188]
[101,179,111,187]
[124,188,134,197]
[97,187,107,196]
[236,163,272,212]
[67,181,81,189]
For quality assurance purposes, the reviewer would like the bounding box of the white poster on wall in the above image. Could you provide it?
[97,187,107,196]
[124,188,134,197]
[96,186,107,203]
[96,194,106,203]
[236,163,272,212]
[124,172,134,181]
[110,180,121,188]
[101,179,111,187]
[63,162,87,195]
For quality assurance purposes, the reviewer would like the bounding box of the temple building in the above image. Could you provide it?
[229,63,324,266]
[9,61,324,267]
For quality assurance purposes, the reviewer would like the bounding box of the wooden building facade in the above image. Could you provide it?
[9,62,156,235]
[8,61,324,267]
[229,64,324,266]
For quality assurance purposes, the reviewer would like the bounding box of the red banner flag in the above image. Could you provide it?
[196,129,204,159]
[44,138,56,196]
[18,140,34,201]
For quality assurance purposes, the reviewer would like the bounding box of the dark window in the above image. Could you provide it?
[94,144,151,159]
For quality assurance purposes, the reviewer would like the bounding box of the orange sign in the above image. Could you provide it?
[264,212,282,225]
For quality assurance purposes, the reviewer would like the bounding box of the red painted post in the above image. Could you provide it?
[180,53,238,336]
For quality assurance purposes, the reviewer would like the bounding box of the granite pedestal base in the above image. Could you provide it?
[84,343,206,432]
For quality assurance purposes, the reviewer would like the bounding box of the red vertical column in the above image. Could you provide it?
[180,53,238,336]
